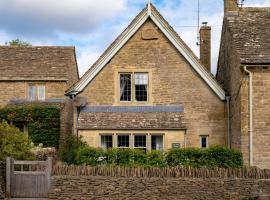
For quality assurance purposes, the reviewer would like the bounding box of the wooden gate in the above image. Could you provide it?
[6,157,52,198]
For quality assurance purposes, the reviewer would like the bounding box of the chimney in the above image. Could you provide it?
[200,22,211,72]
[224,0,239,16]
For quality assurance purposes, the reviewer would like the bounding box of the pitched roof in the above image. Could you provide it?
[226,7,270,64]
[0,46,79,86]
[66,3,225,100]
[78,106,185,130]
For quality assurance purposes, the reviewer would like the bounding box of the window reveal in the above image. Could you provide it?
[200,136,208,148]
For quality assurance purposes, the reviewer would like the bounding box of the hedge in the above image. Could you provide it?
[59,136,243,168]
[0,105,60,147]
[166,146,243,168]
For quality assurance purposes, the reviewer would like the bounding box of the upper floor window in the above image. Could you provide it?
[120,74,131,101]
[119,72,148,102]
[29,85,45,101]
[135,73,148,102]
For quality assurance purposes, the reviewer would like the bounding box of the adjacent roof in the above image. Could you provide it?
[0,46,79,86]
[226,7,270,64]
[78,106,185,130]
[66,3,225,100]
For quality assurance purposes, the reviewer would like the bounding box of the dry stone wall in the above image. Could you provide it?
[49,176,270,200]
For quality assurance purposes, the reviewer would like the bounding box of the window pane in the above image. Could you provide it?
[151,135,163,151]
[38,86,45,100]
[118,135,129,148]
[135,73,148,102]
[101,135,113,149]
[134,135,146,153]
[29,86,36,100]
[120,74,131,101]
[201,136,208,148]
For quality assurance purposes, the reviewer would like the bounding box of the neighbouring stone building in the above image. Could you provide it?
[0,46,79,141]
[217,0,270,169]
[66,4,227,152]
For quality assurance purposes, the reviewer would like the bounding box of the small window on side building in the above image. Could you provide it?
[200,135,208,148]
[28,85,45,101]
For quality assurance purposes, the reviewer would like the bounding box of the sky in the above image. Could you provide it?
[0,0,269,76]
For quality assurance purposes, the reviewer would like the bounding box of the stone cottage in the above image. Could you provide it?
[0,46,79,139]
[66,3,227,152]
[217,0,270,169]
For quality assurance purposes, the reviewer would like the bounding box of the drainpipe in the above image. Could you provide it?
[243,66,253,167]
[226,96,231,148]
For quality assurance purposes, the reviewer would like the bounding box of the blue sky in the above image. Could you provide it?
[0,0,269,76]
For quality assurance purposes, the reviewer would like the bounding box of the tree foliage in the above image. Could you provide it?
[0,121,34,164]
[5,39,32,46]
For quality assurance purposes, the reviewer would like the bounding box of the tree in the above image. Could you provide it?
[0,121,34,164]
[5,39,32,46]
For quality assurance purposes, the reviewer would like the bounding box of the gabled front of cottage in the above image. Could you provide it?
[66,4,227,151]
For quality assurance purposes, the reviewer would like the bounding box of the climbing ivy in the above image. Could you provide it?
[0,105,60,147]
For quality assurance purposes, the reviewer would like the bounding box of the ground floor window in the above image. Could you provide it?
[101,135,113,149]
[117,135,130,148]
[151,135,163,151]
[100,133,164,151]
[134,135,147,152]
[200,135,208,148]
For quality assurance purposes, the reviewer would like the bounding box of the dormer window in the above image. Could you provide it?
[28,85,45,101]
[119,72,148,102]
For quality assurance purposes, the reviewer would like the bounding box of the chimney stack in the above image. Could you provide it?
[224,0,239,16]
[200,22,211,72]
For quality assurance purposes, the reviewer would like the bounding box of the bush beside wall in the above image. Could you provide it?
[59,136,243,168]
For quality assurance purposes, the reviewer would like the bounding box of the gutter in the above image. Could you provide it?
[243,66,253,167]
[226,96,231,148]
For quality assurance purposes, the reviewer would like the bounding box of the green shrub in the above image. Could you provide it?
[58,135,86,165]
[0,105,60,147]
[76,146,104,166]
[146,150,167,167]
[166,146,243,168]
[0,121,35,164]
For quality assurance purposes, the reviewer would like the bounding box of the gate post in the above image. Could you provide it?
[47,157,52,190]
[6,157,11,197]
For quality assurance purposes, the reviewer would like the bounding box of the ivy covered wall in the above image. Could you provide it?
[0,105,60,147]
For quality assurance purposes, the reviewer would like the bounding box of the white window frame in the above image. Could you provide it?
[100,134,113,149]
[28,85,46,101]
[119,72,149,103]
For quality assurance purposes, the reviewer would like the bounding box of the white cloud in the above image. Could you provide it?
[77,47,101,77]
[0,0,126,37]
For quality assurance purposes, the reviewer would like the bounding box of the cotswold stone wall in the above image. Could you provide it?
[49,176,270,200]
